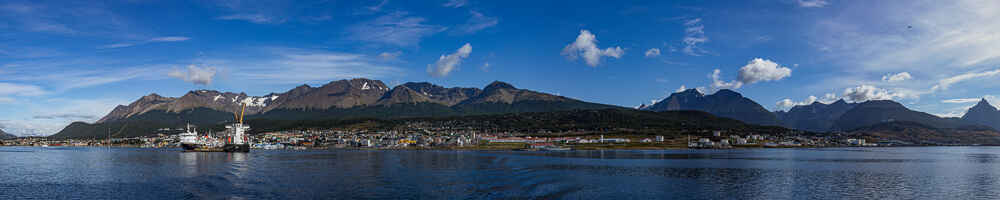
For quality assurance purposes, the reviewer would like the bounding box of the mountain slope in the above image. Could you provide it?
[0,129,15,139]
[961,99,1000,130]
[776,99,857,132]
[643,89,779,126]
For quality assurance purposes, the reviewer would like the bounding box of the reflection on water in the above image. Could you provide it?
[3,147,1000,199]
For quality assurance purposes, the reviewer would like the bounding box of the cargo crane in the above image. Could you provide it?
[223,103,251,152]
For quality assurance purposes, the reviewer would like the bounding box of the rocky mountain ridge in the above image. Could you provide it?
[642,89,780,126]
[54,78,616,138]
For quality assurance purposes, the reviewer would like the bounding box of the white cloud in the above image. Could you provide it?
[0,82,46,96]
[645,48,661,57]
[100,43,136,49]
[710,69,743,90]
[704,58,791,91]
[841,85,916,102]
[882,72,912,82]
[0,58,163,92]
[367,0,389,11]
[675,85,687,93]
[443,0,467,8]
[822,93,840,103]
[149,36,190,42]
[218,14,283,24]
[168,65,217,85]
[457,11,498,34]
[32,114,98,120]
[562,30,624,67]
[347,12,446,46]
[934,109,969,118]
[0,97,129,136]
[682,18,709,56]
[427,43,472,77]
[481,62,491,72]
[797,0,829,8]
[931,68,1000,91]
[0,2,136,37]
[942,98,981,104]
[378,51,402,60]
[776,95,819,111]
[235,47,404,84]
[736,58,792,84]
[99,36,192,49]
[811,1,1000,74]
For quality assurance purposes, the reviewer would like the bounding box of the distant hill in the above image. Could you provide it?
[0,129,15,139]
[52,79,620,139]
[776,99,857,132]
[643,89,780,126]
[851,121,1000,145]
[832,100,972,131]
[961,99,1000,130]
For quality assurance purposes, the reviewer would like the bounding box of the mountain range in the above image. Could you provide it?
[645,89,997,133]
[52,78,617,138]
[51,78,1000,141]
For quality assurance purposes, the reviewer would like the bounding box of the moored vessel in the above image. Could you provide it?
[179,124,202,151]
[183,103,251,153]
[223,103,251,152]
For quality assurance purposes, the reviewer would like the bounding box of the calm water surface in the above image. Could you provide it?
[2,147,1000,199]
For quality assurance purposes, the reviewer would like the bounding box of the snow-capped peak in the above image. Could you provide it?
[361,82,371,90]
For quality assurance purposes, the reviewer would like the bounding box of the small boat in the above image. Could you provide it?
[541,147,572,151]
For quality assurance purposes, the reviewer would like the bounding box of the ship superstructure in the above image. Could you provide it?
[222,103,251,152]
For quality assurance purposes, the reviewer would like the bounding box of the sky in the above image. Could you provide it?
[2,0,1000,136]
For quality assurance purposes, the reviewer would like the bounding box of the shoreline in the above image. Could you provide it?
[4,143,995,151]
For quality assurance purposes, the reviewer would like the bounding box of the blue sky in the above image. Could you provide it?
[2,0,1000,136]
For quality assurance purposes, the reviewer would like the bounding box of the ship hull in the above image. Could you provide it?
[223,144,250,152]
[181,143,202,151]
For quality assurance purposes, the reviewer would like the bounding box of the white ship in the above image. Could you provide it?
[179,124,203,151]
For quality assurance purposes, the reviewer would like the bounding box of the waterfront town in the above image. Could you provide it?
[0,121,895,150]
